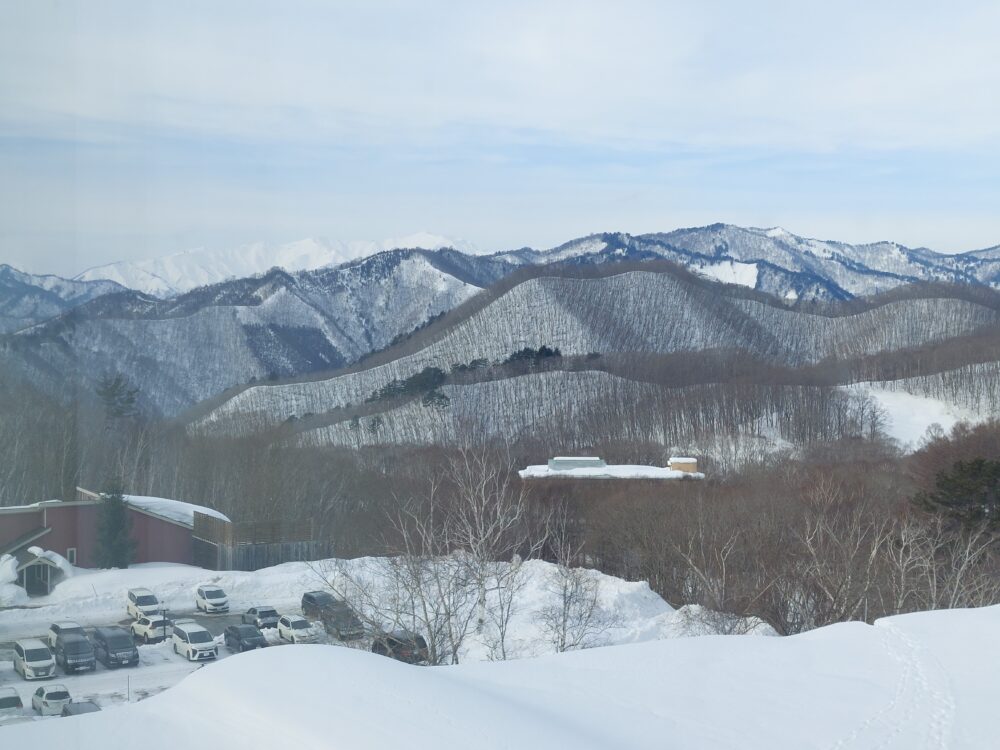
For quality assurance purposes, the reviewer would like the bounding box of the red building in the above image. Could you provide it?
[0,488,228,595]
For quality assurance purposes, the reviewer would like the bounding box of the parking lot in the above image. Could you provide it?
[0,605,359,725]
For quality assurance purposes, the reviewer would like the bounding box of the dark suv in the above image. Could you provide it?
[53,634,96,673]
[224,624,267,653]
[301,591,364,640]
[91,627,139,668]
[370,630,429,665]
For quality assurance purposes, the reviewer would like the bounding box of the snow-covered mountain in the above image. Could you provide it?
[74,233,478,297]
[191,265,1000,449]
[5,248,515,415]
[0,264,125,333]
[5,224,1000,420]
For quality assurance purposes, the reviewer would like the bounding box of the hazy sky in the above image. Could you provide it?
[1,1,998,275]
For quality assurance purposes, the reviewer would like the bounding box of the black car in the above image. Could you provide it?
[61,701,101,716]
[370,630,429,665]
[53,633,96,673]
[91,627,139,668]
[301,591,364,640]
[224,624,267,653]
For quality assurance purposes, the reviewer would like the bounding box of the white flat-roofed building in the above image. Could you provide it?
[521,456,703,480]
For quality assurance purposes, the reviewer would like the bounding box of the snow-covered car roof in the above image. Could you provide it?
[16,638,49,649]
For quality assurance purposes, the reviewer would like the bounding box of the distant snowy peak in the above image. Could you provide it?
[75,233,476,297]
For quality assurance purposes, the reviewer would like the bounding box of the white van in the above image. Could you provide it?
[171,622,218,662]
[13,639,56,681]
[195,584,229,613]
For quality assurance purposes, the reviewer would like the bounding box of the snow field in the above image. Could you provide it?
[3,605,996,748]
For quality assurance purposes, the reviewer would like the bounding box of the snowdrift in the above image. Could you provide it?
[4,605,997,749]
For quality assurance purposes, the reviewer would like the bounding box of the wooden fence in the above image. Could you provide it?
[192,512,333,571]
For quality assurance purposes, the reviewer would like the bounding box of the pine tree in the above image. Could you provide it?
[915,458,1000,531]
[96,373,139,422]
[95,487,136,568]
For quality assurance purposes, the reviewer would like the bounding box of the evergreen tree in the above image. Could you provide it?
[95,487,136,568]
[915,458,1000,530]
[96,373,139,422]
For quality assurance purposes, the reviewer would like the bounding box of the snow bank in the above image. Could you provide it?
[5,605,997,749]
[519,464,704,480]
[0,557,754,650]
[0,553,27,607]
[124,495,230,526]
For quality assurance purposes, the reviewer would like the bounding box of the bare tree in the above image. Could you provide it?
[536,506,619,652]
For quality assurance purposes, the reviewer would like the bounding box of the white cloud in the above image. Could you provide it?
[0,1,998,272]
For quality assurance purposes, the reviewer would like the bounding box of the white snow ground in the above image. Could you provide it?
[0,558,761,647]
[847,384,982,448]
[3,604,997,749]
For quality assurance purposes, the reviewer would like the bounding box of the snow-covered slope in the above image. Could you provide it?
[4,604,997,749]
[75,233,476,297]
[194,270,1000,436]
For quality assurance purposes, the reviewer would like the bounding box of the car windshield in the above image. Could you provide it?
[25,648,51,661]
[291,620,309,629]
[136,595,158,606]
[236,626,258,636]
[188,631,213,644]
[106,635,133,649]
[58,626,84,636]
[46,691,69,701]
[204,589,225,599]
[310,593,335,605]
[0,696,22,709]
[64,640,92,654]
[258,609,277,618]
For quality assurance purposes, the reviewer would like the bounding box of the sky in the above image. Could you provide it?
[1,0,999,275]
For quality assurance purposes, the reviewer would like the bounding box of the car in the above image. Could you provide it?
[277,615,317,644]
[13,639,56,680]
[130,614,174,644]
[241,606,280,629]
[91,627,139,668]
[126,588,162,619]
[195,584,229,613]
[223,624,267,653]
[46,621,86,649]
[31,684,71,716]
[61,701,101,716]
[0,686,25,724]
[370,630,429,665]
[171,622,218,661]
[302,591,365,640]
[53,633,96,673]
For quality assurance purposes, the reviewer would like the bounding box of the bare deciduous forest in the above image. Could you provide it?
[3,354,998,637]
